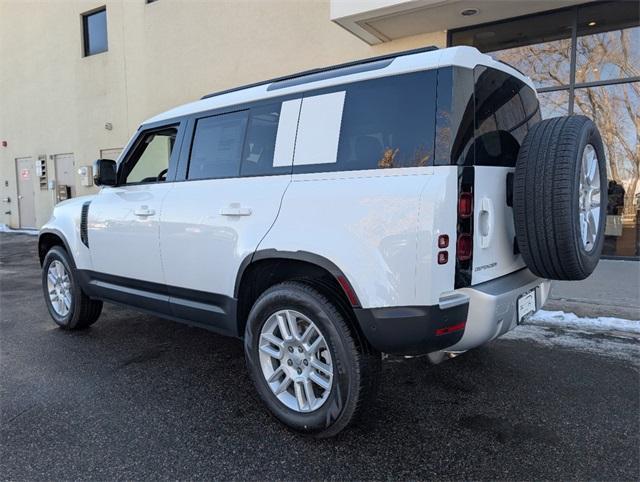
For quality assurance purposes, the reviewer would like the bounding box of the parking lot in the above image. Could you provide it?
[1,232,638,480]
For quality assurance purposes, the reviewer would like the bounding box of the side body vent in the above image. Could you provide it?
[80,201,91,248]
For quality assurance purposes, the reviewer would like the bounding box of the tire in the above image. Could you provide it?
[244,281,380,437]
[42,246,103,330]
[513,115,607,280]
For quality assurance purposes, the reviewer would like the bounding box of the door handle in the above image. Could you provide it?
[478,197,494,249]
[220,203,252,216]
[134,205,156,217]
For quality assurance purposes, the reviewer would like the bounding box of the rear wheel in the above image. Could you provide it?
[42,246,102,329]
[244,281,380,437]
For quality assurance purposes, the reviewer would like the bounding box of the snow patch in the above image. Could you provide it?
[503,310,640,363]
[528,309,640,334]
[503,324,639,363]
[0,224,38,236]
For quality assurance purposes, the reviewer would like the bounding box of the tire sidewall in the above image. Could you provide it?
[244,284,356,435]
[572,121,607,273]
[42,246,80,329]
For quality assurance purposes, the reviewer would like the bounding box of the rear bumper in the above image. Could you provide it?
[353,268,549,355]
[447,268,550,352]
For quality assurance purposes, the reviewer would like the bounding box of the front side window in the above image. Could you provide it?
[121,127,177,184]
[82,8,108,57]
[188,111,248,180]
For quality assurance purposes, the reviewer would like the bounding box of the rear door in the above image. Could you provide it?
[471,66,541,284]
[159,99,299,331]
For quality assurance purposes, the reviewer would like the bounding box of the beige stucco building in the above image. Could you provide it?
[1,0,637,257]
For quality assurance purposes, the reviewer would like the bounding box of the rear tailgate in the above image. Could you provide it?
[471,166,524,285]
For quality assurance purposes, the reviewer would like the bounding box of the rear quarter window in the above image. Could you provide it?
[474,66,541,167]
[292,70,437,173]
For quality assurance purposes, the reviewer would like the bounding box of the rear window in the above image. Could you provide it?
[474,66,541,166]
[292,70,437,173]
[188,110,248,180]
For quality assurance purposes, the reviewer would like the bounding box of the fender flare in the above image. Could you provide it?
[234,249,359,306]
[38,229,74,267]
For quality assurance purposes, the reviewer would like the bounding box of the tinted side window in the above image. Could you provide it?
[474,67,540,166]
[188,111,248,180]
[240,103,291,177]
[292,70,437,173]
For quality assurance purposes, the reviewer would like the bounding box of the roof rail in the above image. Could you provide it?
[200,45,439,100]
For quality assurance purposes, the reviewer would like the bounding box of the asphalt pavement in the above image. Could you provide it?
[1,233,638,481]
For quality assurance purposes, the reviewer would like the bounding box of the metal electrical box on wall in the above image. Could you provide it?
[56,184,71,202]
[78,165,93,187]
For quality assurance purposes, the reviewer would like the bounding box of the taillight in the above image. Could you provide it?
[455,171,474,289]
[457,233,472,261]
[458,192,473,218]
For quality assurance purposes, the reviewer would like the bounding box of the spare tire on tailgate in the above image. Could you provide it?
[513,115,607,280]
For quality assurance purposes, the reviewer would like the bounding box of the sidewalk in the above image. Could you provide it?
[545,259,640,320]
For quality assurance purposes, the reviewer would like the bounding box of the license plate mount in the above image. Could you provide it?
[517,289,536,323]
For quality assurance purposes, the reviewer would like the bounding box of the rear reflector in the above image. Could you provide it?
[438,234,449,248]
[435,322,466,336]
[437,251,448,264]
[337,275,360,307]
[457,233,472,261]
[458,192,473,218]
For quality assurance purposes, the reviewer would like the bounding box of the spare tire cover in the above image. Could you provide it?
[513,115,607,280]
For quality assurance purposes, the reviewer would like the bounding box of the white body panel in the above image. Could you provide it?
[40,195,95,270]
[471,166,525,284]
[88,184,173,282]
[258,166,458,308]
[159,175,290,296]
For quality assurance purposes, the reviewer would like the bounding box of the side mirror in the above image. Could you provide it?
[93,159,117,186]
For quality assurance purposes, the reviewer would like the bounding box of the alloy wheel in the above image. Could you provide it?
[578,144,602,252]
[47,260,72,317]
[258,309,333,412]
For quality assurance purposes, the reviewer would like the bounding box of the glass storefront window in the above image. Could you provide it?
[574,82,640,256]
[450,9,573,89]
[537,90,570,118]
[576,2,640,83]
[449,1,640,258]
[490,41,572,89]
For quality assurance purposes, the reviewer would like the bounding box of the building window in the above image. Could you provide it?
[82,8,108,56]
[450,1,640,258]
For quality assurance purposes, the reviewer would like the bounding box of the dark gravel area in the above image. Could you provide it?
[1,233,638,480]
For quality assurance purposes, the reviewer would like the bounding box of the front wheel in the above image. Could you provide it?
[244,281,380,437]
[42,246,102,330]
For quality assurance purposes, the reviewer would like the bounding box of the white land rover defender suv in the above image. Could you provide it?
[39,46,606,437]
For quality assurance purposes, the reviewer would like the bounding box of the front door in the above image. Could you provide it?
[15,157,36,228]
[54,153,75,201]
[88,124,182,288]
[160,101,298,332]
